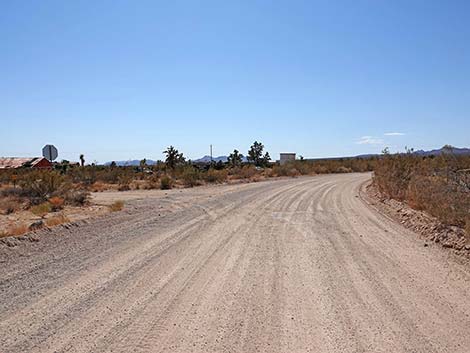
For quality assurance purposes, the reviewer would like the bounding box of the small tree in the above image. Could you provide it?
[228,149,243,167]
[79,154,85,167]
[140,158,147,171]
[247,141,270,167]
[164,146,185,169]
[262,152,271,166]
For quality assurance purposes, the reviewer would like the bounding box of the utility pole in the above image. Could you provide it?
[210,144,213,163]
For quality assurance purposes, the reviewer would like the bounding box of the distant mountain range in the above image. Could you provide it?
[412,146,470,156]
[103,160,158,167]
[193,155,248,163]
[356,146,470,159]
[103,146,470,166]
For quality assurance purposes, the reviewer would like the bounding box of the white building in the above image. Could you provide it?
[279,153,296,165]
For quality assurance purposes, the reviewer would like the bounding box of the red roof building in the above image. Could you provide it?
[0,157,52,169]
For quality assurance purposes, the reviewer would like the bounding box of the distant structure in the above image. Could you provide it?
[0,157,52,170]
[279,153,296,165]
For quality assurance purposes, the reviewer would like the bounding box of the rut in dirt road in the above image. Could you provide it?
[1,173,470,353]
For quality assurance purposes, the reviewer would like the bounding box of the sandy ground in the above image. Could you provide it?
[1,173,470,353]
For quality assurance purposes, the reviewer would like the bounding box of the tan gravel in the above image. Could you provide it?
[1,173,470,353]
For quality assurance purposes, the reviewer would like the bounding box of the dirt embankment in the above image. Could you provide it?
[362,181,470,259]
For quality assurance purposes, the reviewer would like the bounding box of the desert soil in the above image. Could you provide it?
[1,173,470,353]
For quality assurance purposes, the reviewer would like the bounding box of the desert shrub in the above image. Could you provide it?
[5,223,28,237]
[0,187,24,198]
[117,175,131,191]
[109,200,124,212]
[374,150,470,227]
[90,182,109,192]
[49,196,64,211]
[160,175,173,190]
[231,165,258,179]
[204,169,228,183]
[0,198,22,215]
[30,202,53,217]
[46,213,70,227]
[288,168,301,177]
[271,164,290,177]
[18,171,68,204]
[336,166,352,173]
[180,166,201,187]
[64,189,90,206]
[143,174,160,189]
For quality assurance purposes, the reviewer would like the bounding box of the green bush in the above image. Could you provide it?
[204,169,228,183]
[160,175,173,190]
[180,167,200,187]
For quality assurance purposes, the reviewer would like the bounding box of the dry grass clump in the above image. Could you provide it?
[5,223,29,237]
[109,200,124,212]
[204,169,228,183]
[230,165,259,179]
[30,202,52,217]
[179,167,201,187]
[160,175,173,190]
[90,181,109,192]
[117,176,132,191]
[45,214,70,227]
[0,197,22,215]
[271,164,301,177]
[49,196,64,211]
[64,189,89,206]
[374,151,470,228]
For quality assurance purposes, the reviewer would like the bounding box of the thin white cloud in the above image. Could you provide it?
[356,136,384,145]
[384,132,405,136]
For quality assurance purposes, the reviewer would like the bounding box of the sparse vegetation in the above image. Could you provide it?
[49,196,65,211]
[0,198,22,215]
[109,200,124,212]
[30,202,53,217]
[5,223,29,237]
[374,147,470,230]
[160,175,173,190]
[2,141,467,238]
[179,166,201,187]
[204,169,228,183]
[46,213,70,227]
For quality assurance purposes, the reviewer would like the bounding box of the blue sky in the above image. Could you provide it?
[1,0,469,163]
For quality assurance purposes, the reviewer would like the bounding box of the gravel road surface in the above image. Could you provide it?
[1,173,470,353]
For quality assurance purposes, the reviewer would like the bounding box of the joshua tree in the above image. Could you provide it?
[79,154,85,167]
[140,158,147,171]
[247,141,270,167]
[164,146,185,169]
[227,149,243,167]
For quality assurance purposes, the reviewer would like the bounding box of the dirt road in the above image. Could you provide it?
[1,173,470,353]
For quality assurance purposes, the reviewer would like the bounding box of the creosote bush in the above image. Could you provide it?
[179,166,201,187]
[204,169,228,183]
[160,175,173,190]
